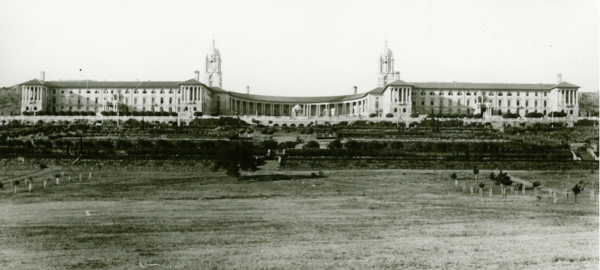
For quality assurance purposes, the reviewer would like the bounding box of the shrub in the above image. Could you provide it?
[525,112,544,118]
[450,172,457,180]
[385,113,394,118]
[502,112,519,119]
[478,183,485,189]
[410,112,419,118]
[548,111,567,117]
[193,111,203,117]
[532,181,541,188]
[303,140,320,149]
[169,112,178,117]
[369,113,376,118]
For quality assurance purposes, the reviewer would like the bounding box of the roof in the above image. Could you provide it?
[554,81,579,88]
[20,79,47,86]
[411,82,560,91]
[366,87,385,95]
[178,79,204,85]
[207,86,228,93]
[387,79,414,87]
[227,91,369,103]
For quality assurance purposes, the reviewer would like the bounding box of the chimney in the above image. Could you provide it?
[353,86,357,95]
[246,86,250,94]
[194,70,200,81]
[557,73,562,84]
[40,71,45,81]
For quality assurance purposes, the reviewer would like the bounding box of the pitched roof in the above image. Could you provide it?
[178,78,205,85]
[20,79,47,86]
[207,86,228,93]
[411,82,556,91]
[366,87,385,95]
[19,80,185,89]
[387,79,414,86]
[554,81,579,88]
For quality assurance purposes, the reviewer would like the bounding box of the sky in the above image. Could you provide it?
[0,0,598,97]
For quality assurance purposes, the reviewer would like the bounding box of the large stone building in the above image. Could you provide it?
[19,41,580,119]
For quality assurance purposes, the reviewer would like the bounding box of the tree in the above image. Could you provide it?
[13,179,19,194]
[490,170,512,186]
[572,181,583,204]
[303,141,320,149]
[450,172,457,181]
[211,142,260,177]
[478,182,485,196]
[327,139,342,150]
[473,166,480,181]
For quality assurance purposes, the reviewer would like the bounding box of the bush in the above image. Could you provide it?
[194,111,203,117]
[303,140,320,149]
[548,111,567,117]
[502,112,519,119]
[169,112,178,117]
[369,113,376,118]
[385,113,394,118]
[532,181,541,188]
[525,112,544,118]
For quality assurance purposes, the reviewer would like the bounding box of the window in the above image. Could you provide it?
[134,90,138,94]
[430,101,434,105]
[498,92,503,96]
[394,108,397,112]
[467,100,470,106]
[143,90,147,94]
[429,92,434,96]
[134,98,137,105]
[526,92,529,97]
[439,92,444,96]
[95,98,98,104]
[151,97,155,104]
[535,92,538,97]
[53,89,56,94]
[412,101,416,106]
[421,92,425,95]
[169,98,172,104]
[421,100,425,105]
[489,92,494,96]
[457,92,463,96]
[507,100,511,107]
[498,100,502,107]
[535,101,538,107]
[525,101,529,107]
[544,101,546,107]
[448,92,453,96]
[543,92,547,97]
[143,98,146,105]
[87,90,90,94]
[466,92,471,96]
[516,100,520,106]
[517,92,520,96]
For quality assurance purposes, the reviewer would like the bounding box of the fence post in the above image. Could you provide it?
[591,189,595,200]
[79,174,82,181]
[489,188,492,197]
[553,192,558,204]
[522,185,525,195]
[470,186,473,196]
[89,172,92,179]
[455,180,458,187]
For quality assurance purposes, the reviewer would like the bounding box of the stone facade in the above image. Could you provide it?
[18,41,580,119]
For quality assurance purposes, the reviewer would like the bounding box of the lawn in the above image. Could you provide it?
[0,168,597,269]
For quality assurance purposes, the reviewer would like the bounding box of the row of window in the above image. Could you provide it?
[416,100,548,107]
[52,89,190,95]
[415,91,547,97]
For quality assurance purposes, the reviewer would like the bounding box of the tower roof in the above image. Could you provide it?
[380,41,393,58]
[207,39,220,57]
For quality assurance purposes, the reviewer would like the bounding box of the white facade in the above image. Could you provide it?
[19,41,580,119]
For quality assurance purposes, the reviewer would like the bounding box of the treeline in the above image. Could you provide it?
[284,140,572,161]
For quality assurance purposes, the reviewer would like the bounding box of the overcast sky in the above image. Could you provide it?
[0,0,598,96]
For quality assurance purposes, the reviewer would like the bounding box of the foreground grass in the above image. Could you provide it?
[0,169,597,269]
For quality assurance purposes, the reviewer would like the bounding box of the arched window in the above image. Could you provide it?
[402,108,406,113]
[429,92,434,96]
[394,108,397,112]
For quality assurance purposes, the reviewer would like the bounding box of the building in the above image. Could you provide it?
[19,41,580,119]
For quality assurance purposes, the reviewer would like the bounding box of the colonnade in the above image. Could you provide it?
[22,86,45,102]
[391,87,411,104]
[181,86,202,103]
[559,89,577,105]
[227,98,370,117]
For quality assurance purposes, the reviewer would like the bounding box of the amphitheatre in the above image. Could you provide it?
[0,42,598,269]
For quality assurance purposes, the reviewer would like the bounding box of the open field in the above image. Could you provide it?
[0,168,598,269]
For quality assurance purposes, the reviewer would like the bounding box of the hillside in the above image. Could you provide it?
[0,86,20,116]
[579,92,599,116]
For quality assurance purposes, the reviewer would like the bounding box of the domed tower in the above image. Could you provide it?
[377,41,400,87]
[204,39,222,87]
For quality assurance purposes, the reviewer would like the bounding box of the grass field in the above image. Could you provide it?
[0,168,597,269]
